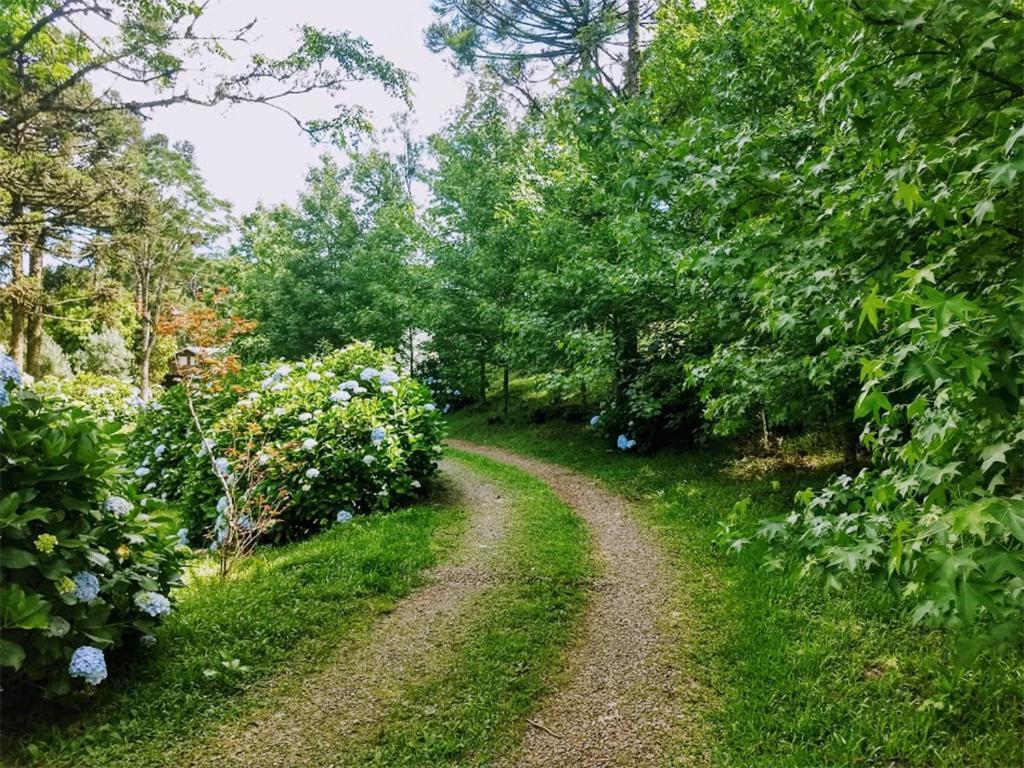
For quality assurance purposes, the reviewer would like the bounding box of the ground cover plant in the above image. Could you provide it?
[446,398,1024,767]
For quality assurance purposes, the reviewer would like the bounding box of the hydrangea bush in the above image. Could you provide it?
[128,343,445,543]
[0,356,187,700]
[33,372,148,425]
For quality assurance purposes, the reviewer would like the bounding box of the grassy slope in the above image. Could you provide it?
[338,449,592,767]
[447,403,1024,768]
[4,496,466,768]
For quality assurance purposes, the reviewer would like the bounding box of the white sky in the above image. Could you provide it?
[133,1,468,215]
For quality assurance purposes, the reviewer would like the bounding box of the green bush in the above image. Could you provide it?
[128,343,445,543]
[34,372,147,425]
[0,358,188,701]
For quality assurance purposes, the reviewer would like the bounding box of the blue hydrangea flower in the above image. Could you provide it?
[0,352,20,381]
[198,437,216,456]
[370,427,386,445]
[362,454,376,465]
[359,367,380,381]
[616,434,637,451]
[154,444,167,458]
[134,466,151,477]
[103,496,134,517]
[336,510,353,523]
[305,467,320,479]
[424,403,436,411]
[134,590,171,617]
[590,415,600,427]
[216,496,230,515]
[298,412,313,422]
[339,379,360,391]
[72,571,100,602]
[301,438,318,450]
[0,352,21,400]
[69,646,107,685]
[329,388,351,403]
[379,369,400,386]
[176,528,190,547]
[214,457,230,475]
[237,514,253,532]
[307,371,321,381]
[443,404,451,414]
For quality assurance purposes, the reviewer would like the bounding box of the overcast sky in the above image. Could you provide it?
[134,1,468,215]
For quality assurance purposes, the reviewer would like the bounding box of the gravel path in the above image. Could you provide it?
[449,440,690,768]
[182,459,514,768]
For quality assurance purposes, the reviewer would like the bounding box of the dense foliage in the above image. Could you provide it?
[416,0,1023,637]
[128,344,444,544]
[0,358,187,700]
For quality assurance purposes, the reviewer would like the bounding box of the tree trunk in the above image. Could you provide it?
[760,409,771,452]
[6,197,26,370]
[137,264,153,400]
[478,356,487,404]
[408,327,415,375]
[624,0,641,95]
[842,422,861,470]
[613,320,638,405]
[503,364,510,415]
[24,231,46,377]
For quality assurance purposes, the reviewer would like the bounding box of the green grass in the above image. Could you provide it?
[338,449,592,767]
[3,496,466,768]
[447,404,1024,768]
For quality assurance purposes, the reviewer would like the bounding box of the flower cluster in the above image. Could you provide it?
[72,571,100,602]
[133,590,172,618]
[129,343,445,544]
[68,646,107,686]
[0,351,21,407]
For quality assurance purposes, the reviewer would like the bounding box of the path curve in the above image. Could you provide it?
[183,458,514,768]
[449,440,686,768]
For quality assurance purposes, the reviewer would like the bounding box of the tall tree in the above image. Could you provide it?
[1,0,409,371]
[426,0,655,97]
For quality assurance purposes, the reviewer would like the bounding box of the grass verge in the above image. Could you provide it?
[3,496,466,768]
[337,449,592,767]
[447,406,1024,768]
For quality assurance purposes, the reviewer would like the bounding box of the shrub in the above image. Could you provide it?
[34,372,146,425]
[129,343,445,544]
[70,327,133,379]
[0,355,188,700]
[39,335,73,379]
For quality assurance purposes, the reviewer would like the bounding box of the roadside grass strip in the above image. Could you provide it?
[4,498,466,768]
[337,448,593,768]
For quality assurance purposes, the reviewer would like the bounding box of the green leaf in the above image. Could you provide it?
[0,547,37,569]
[0,639,26,670]
[980,442,1011,473]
